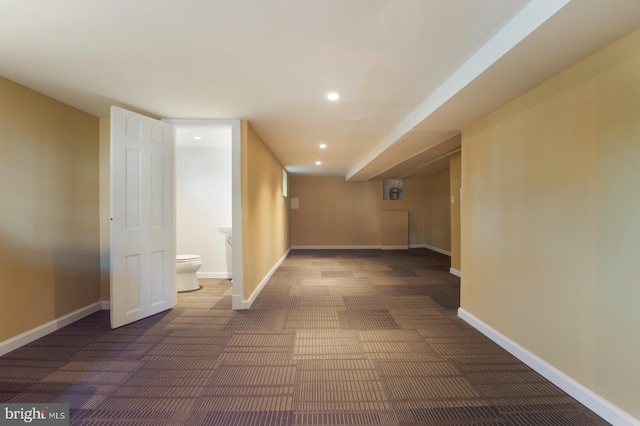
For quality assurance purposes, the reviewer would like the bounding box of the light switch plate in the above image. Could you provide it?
[291,198,300,209]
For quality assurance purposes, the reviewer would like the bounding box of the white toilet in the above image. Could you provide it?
[176,254,202,292]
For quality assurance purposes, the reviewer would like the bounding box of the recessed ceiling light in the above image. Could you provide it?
[326,92,340,101]
[194,136,202,140]
[319,144,327,149]
[315,161,322,165]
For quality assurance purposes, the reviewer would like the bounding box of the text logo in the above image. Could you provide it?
[1,404,69,425]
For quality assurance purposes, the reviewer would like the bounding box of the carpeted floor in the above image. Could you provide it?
[0,249,608,425]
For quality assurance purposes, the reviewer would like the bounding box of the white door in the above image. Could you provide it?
[110,106,176,328]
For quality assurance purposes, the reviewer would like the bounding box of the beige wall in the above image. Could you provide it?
[461,28,640,419]
[290,172,450,251]
[99,118,110,300]
[449,151,461,271]
[380,211,409,247]
[422,169,451,251]
[0,76,100,342]
[241,121,290,300]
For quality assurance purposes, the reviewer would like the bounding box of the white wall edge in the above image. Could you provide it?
[450,268,462,278]
[101,300,111,310]
[458,308,640,426]
[197,272,233,279]
[381,245,409,250]
[0,302,102,357]
[240,247,291,309]
[291,245,381,250]
[423,244,451,256]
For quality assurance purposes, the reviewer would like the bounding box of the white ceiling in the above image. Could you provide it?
[1,0,639,180]
[176,126,232,148]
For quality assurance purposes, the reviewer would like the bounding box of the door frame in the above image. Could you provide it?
[164,118,243,309]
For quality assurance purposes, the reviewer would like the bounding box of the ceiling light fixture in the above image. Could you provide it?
[326,92,340,101]
[194,136,202,140]
[315,161,322,165]
[319,144,327,149]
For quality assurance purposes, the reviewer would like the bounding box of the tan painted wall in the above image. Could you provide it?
[289,177,380,246]
[289,172,450,251]
[99,118,110,301]
[0,76,100,342]
[241,121,290,300]
[449,151,461,271]
[423,169,450,252]
[461,28,640,419]
[380,211,409,247]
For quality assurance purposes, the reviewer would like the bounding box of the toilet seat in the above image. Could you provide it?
[176,254,201,263]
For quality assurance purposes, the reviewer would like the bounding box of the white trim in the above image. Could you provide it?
[240,248,291,309]
[409,243,451,256]
[449,268,461,278]
[197,272,233,279]
[101,300,111,310]
[164,118,243,311]
[291,245,381,250]
[458,308,640,426]
[381,245,409,250]
[0,302,102,357]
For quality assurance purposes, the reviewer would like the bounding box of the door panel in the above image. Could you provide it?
[111,106,175,328]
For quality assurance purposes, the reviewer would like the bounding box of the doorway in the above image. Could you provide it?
[109,109,244,329]
[165,119,243,309]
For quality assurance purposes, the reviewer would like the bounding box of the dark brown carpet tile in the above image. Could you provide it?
[70,409,189,424]
[211,295,233,310]
[375,361,460,377]
[224,310,285,331]
[25,334,101,348]
[253,295,300,310]
[96,396,197,411]
[25,383,114,396]
[140,359,220,371]
[2,346,81,360]
[7,392,104,409]
[71,422,177,426]
[61,360,143,372]
[208,365,296,387]
[187,410,295,426]
[295,411,399,426]
[0,358,68,368]
[0,382,32,401]
[112,385,205,398]
[338,310,399,330]
[0,249,609,425]
[502,411,607,425]
[0,365,59,380]
[41,370,133,385]
[396,405,503,424]
[383,376,481,400]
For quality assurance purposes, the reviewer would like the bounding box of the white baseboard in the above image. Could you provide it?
[458,308,640,426]
[409,243,451,256]
[450,268,461,278]
[240,247,291,309]
[381,245,409,250]
[197,272,232,279]
[291,245,381,250]
[101,300,111,310]
[0,302,102,357]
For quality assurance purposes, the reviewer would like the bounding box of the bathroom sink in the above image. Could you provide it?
[218,226,232,236]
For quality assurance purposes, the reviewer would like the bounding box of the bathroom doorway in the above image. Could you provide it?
[175,126,232,280]
[165,118,243,309]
